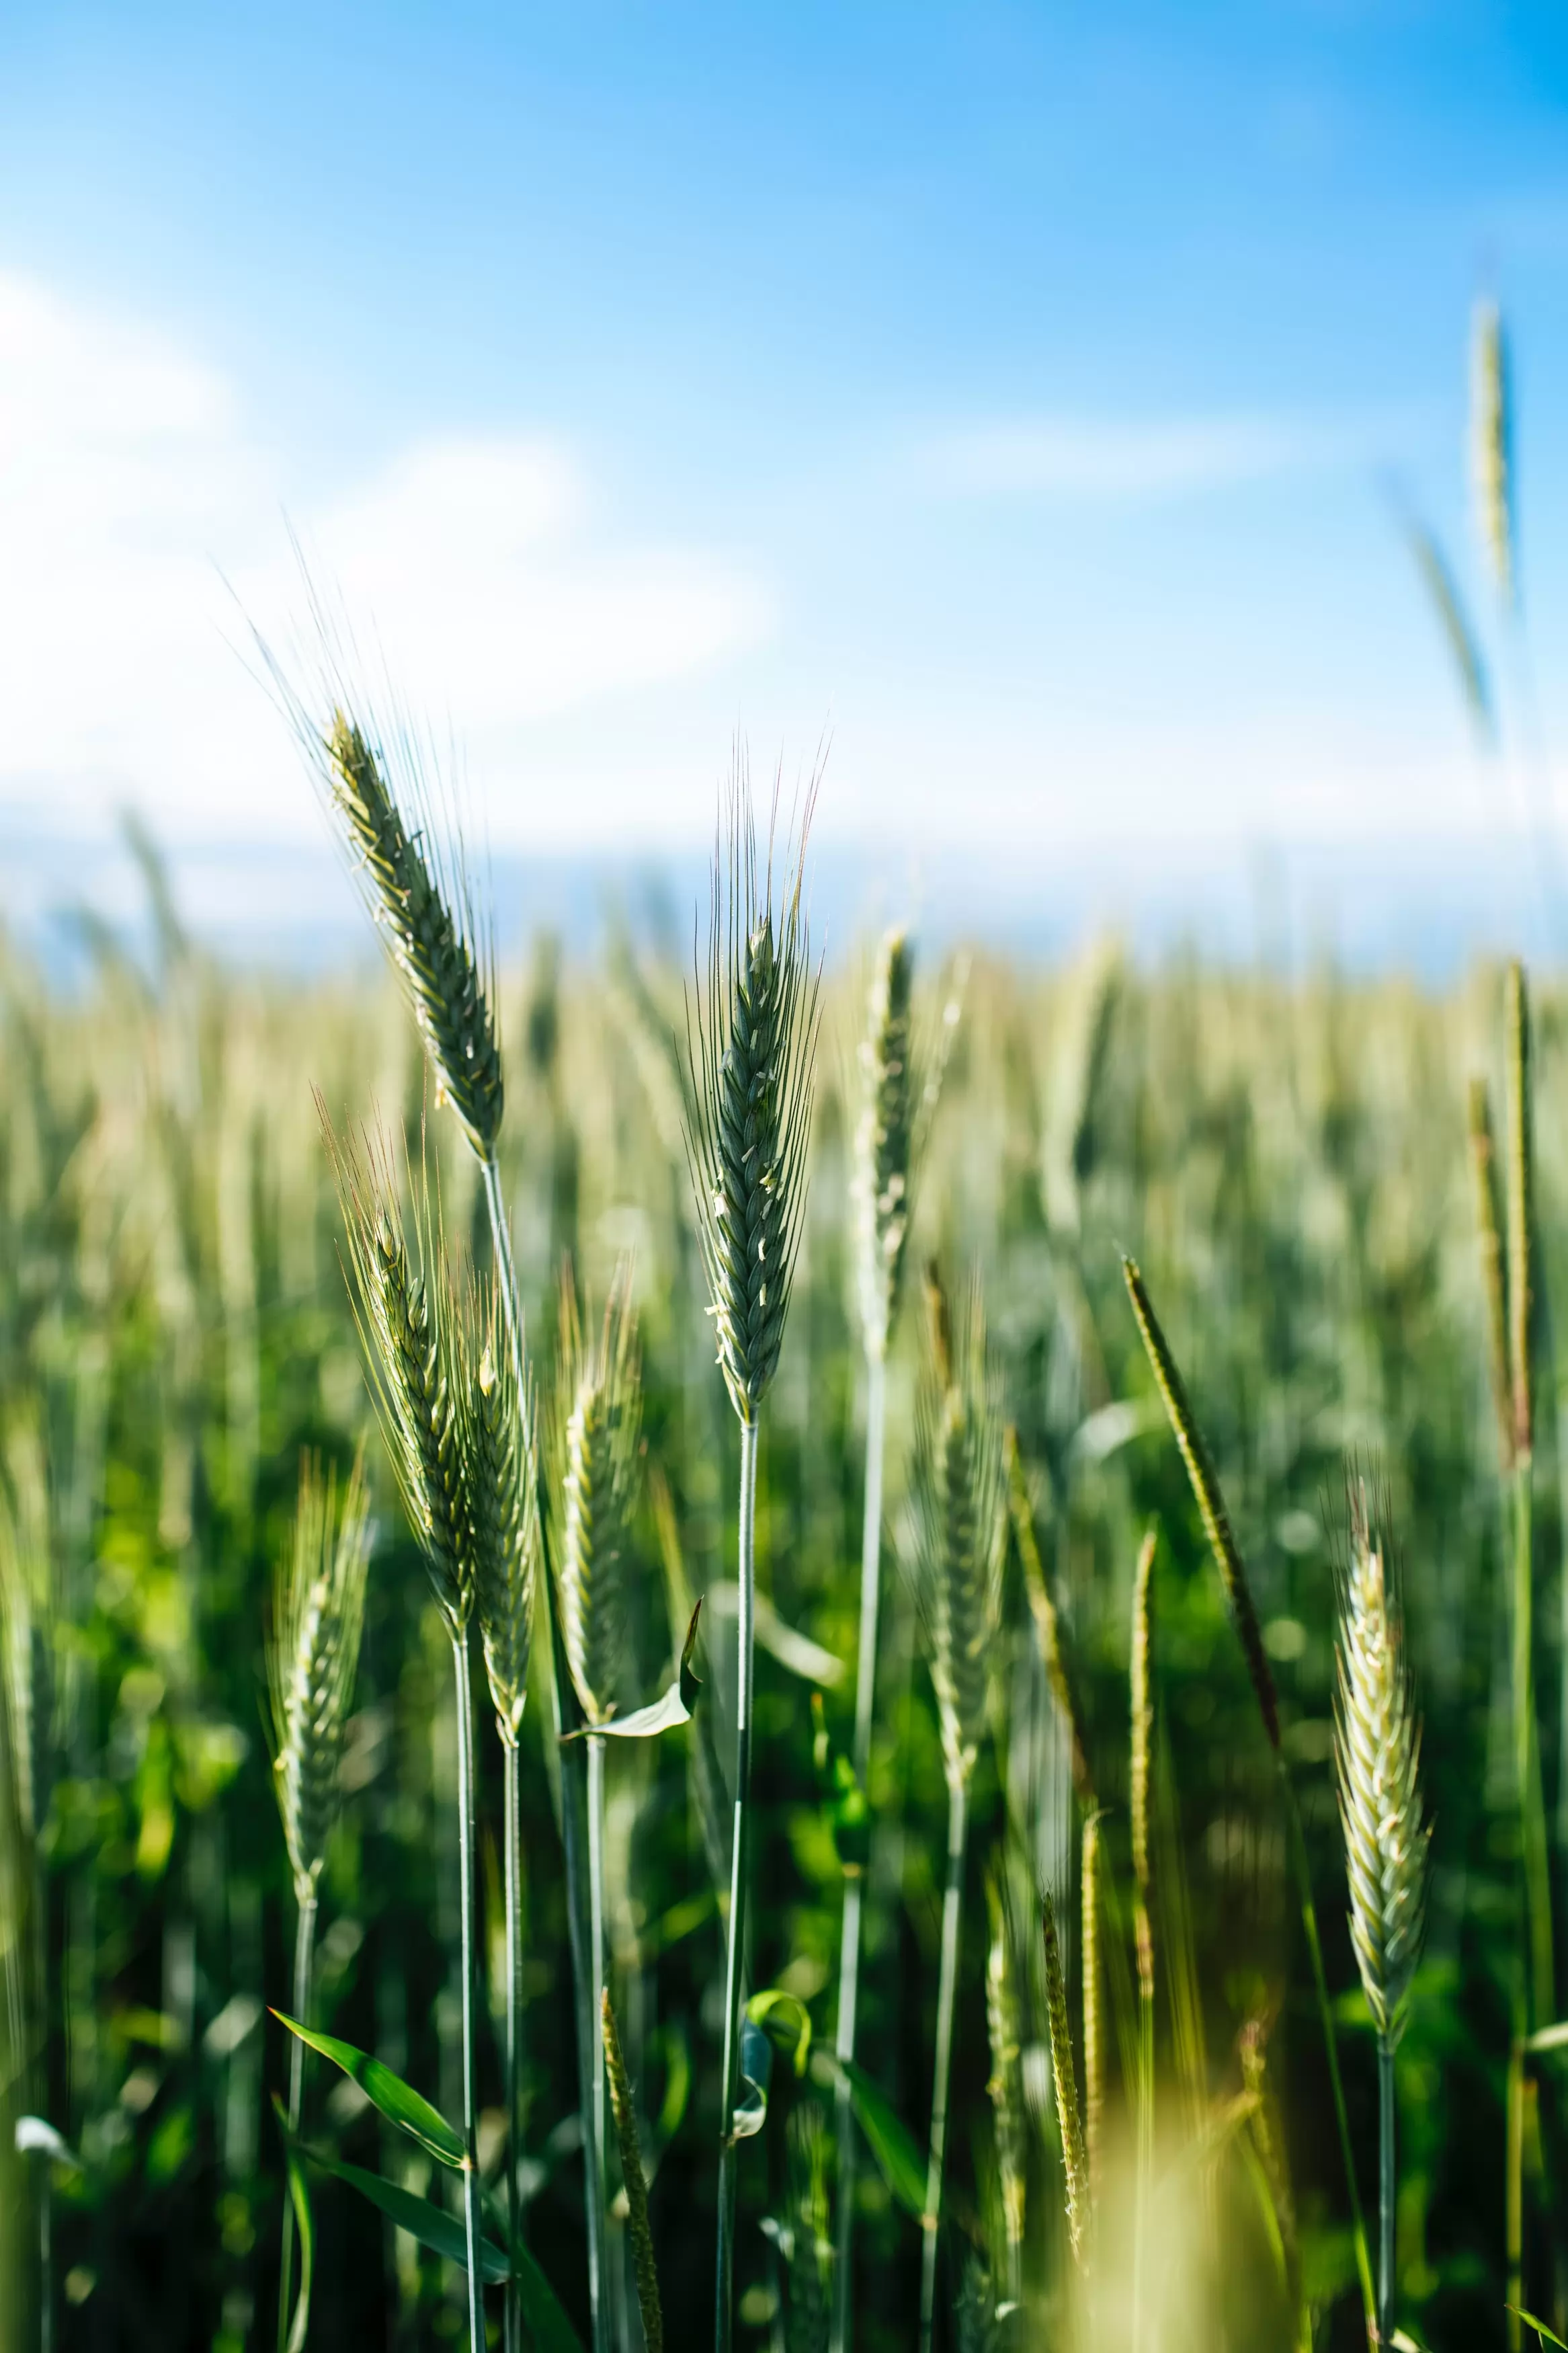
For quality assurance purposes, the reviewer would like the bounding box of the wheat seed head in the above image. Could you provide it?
[1471,294,1515,609]
[466,1273,541,1745]
[913,1269,1004,1794]
[267,1450,372,1902]
[984,1864,1026,2260]
[321,1107,474,1636]
[1042,1889,1089,2267]
[685,752,821,1425]
[262,601,505,1164]
[853,926,917,1361]
[555,1263,643,1726]
[1335,1476,1429,2050]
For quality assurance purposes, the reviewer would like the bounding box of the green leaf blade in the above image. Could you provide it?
[272,2012,465,2169]
[301,2144,509,2282]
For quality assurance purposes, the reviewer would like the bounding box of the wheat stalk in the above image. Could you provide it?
[553,1265,641,2325]
[1336,1480,1429,2346]
[1004,1428,1095,1806]
[914,1270,1003,2351]
[1467,1078,1514,1474]
[835,924,920,2352]
[1042,1890,1089,2270]
[265,1449,371,2353]
[686,760,819,2353]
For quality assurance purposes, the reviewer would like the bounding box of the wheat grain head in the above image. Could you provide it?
[555,1264,642,1726]
[267,1451,372,1901]
[1471,295,1516,609]
[853,926,917,1361]
[685,756,820,1425]
[913,1271,1003,1794]
[1042,1889,1089,2266]
[1335,1480,1429,2049]
[466,1274,541,1745]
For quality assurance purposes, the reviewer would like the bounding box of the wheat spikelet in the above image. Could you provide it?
[1472,296,1516,609]
[1505,962,1534,1464]
[322,1111,473,1634]
[1122,1257,1280,1749]
[853,927,917,1360]
[466,1275,540,1745]
[267,1451,372,1901]
[1468,1078,1515,1474]
[1079,1814,1104,2207]
[317,705,503,1160]
[1335,1482,1428,2048]
[913,1272,1003,1794]
[984,1867,1026,2280]
[685,758,820,1425]
[555,1266,642,1726]
[1042,1890,1089,2267]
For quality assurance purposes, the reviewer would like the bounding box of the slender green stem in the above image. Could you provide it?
[587,1732,610,2333]
[452,1634,485,2353]
[1515,1462,1555,2029]
[1377,2038,1395,2349]
[831,1347,886,2353]
[480,1153,606,2348]
[503,1741,524,2353]
[1133,1900,1153,2353]
[1508,2030,1524,2353]
[1278,1757,1376,2344]
[276,1888,317,2353]
[715,1415,759,2353]
[919,1779,968,2353]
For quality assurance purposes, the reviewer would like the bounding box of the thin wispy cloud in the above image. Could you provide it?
[0,270,770,839]
[926,410,1413,501]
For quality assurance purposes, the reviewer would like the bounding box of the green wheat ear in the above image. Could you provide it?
[466,1275,541,1745]
[321,1108,473,1635]
[1042,1890,1089,2268]
[1335,1480,1429,2047]
[912,1271,1003,1794]
[553,1265,642,1728]
[685,758,821,1426]
[1472,295,1516,610]
[854,926,917,1360]
[317,704,503,1161]
[267,1451,372,1903]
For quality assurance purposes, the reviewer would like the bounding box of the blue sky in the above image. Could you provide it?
[3,3,1568,902]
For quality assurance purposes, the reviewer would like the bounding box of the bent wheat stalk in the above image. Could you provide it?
[1122,1257,1376,2345]
[684,761,819,2353]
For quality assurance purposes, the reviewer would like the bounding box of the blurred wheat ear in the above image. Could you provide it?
[1472,295,1516,610]
[1042,1891,1089,2270]
[854,926,917,1362]
[267,1449,372,1904]
[554,1264,642,1728]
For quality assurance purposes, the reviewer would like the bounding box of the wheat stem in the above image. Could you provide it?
[452,1632,485,2353]
[1378,2042,1395,2346]
[502,1741,524,2353]
[715,1415,759,2353]
[1130,1526,1155,2353]
[276,1890,317,2353]
[587,1731,609,2307]
[919,1779,968,2352]
[831,1346,886,2353]
[602,1990,663,2353]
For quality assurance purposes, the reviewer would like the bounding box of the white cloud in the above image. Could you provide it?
[926,410,1402,500]
[0,269,770,842]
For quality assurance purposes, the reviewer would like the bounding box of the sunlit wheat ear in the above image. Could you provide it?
[267,1451,372,1902]
[1042,1892,1089,2268]
[1122,1257,1280,1749]
[854,926,916,1361]
[1079,1815,1104,2206]
[685,756,821,1425]
[321,1108,473,1635]
[984,1867,1026,2280]
[1468,1078,1515,1474]
[1505,961,1534,1464]
[554,1264,642,1726]
[912,1271,1004,1794]
[465,1275,540,1745]
[0,1491,49,1848]
[314,703,503,1161]
[1472,295,1516,609]
[1335,1481,1429,2048]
